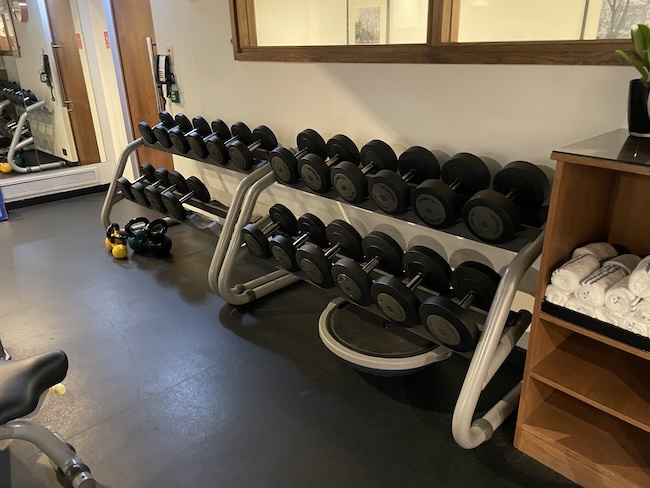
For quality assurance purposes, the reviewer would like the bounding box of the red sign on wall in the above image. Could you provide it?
[76,33,83,49]
[104,31,110,49]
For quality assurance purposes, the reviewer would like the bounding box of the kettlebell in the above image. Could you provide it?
[125,217,150,254]
[145,219,172,257]
[105,223,128,259]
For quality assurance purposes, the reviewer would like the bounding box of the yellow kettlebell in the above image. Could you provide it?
[0,162,12,174]
[105,223,128,259]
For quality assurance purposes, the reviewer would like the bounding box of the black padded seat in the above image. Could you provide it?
[0,350,68,425]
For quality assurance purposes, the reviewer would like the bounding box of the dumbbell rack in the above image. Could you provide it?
[104,132,545,450]
[4,98,67,174]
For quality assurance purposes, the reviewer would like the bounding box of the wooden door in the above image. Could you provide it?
[45,0,100,165]
[111,0,173,171]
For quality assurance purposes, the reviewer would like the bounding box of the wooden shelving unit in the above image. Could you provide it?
[514,129,650,488]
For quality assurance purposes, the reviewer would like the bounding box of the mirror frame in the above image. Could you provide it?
[11,1,27,23]
[229,0,630,65]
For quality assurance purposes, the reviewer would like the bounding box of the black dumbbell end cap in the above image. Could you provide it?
[211,119,232,140]
[269,234,300,271]
[411,179,462,228]
[494,161,550,209]
[228,140,255,171]
[442,153,491,195]
[270,147,301,184]
[187,176,211,203]
[369,170,411,215]
[399,146,442,182]
[325,220,363,261]
[296,244,336,288]
[269,204,298,235]
[327,134,360,164]
[403,246,451,293]
[298,213,328,247]
[462,190,520,244]
[138,122,157,144]
[371,276,421,326]
[162,191,188,221]
[451,261,501,310]
[299,154,332,193]
[242,224,272,258]
[297,129,327,158]
[419,296,479,352]
[331,258,374,305]
[361,231,404,276]
[360,140,398,171]
[330,161,369,204]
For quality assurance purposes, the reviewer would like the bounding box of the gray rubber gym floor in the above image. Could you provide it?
[0,192,575,488]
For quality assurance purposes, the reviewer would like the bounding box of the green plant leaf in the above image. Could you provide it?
[617,49,650,82]
[631,24,646,59]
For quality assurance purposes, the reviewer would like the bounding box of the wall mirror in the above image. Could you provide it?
[11,1,27,23]
[0,0,19,56]
[230,0,649,64]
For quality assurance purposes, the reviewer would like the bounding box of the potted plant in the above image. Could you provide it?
[616,24,650,137]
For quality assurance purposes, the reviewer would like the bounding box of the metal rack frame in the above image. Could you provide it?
[7,100,67,174]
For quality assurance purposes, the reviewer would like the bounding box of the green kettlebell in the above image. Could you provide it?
[125,217,150,254]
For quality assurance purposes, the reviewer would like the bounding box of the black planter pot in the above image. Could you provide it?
[628,79,650,137]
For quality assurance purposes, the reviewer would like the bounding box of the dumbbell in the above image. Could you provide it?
[295,220,364,288]
[462,161,550,244]
[169,116,212,154]
[242,204,298,258]
[187,119,231,159]
[115,162,156,201]
[137,111,175,146]
[269,129,328,184]
[411,153,491,229]
[145,219,172,257]
[145,169,185,213]
[205,122,254,165]
[368,146,446,215]
[330,231,404,306]
[161,173,211,221]
[125,217,150,254]
[330,140,398,204]
[130,168,169,208]
[228,125,278,171]
[297,134,360,193]
[371,246,451,326]
[153,114,192,149]
[269,214,329,271]
[419,262,501,352]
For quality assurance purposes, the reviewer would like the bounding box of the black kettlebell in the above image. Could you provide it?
[145,219,172,257]
[125,217,150,254]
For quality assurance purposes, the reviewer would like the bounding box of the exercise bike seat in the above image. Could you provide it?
[0,350,68,425]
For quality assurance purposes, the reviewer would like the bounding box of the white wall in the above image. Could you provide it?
[149,0,632,285]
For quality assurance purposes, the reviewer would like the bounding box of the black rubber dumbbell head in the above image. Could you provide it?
[295,220,363,288]
[169,116,211,154]
[369,146,444,215]
[411,152,491,228]
[297,134,360,194]
[187,119,231,159]
[420,261,501,352]
[269,213,328,271]
[145,169,186,213]
[131,168,169,207]
[228,125,278,171]
[462,161,549,244]
[331,231,404,306]
[154,113,192,149]
[115,162,156,201]
[270,129,327,184]
[206,121,254,164]
[371,246,451,326]
[242,204,298,258]
[138,111,174,145]
[162,173,211,221]
[330,140,398,204]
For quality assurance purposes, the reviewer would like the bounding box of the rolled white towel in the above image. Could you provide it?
[633,299,650,324]
[550,254,600,293]
[594,307,625,326]
[604,276,641,315]
[572,242,618,261]
[629,255,650,298]
[565,297,595,318]
[544,284,571,306]
[575,255,641,307]
[621,317,650,338]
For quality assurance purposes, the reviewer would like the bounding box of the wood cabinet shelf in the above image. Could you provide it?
[519,387,650,488]
[515,130,650,488]
[530,333,650,433]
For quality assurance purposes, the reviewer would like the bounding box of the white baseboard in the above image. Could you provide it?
[0,166,100,203]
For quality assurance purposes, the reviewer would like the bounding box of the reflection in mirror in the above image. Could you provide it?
[254,0,429,46]
[0,0,18,55]
[457,0,650,43]
[11,1,27,23]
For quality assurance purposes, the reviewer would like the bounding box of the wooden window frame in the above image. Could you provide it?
[229,0,630,65]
